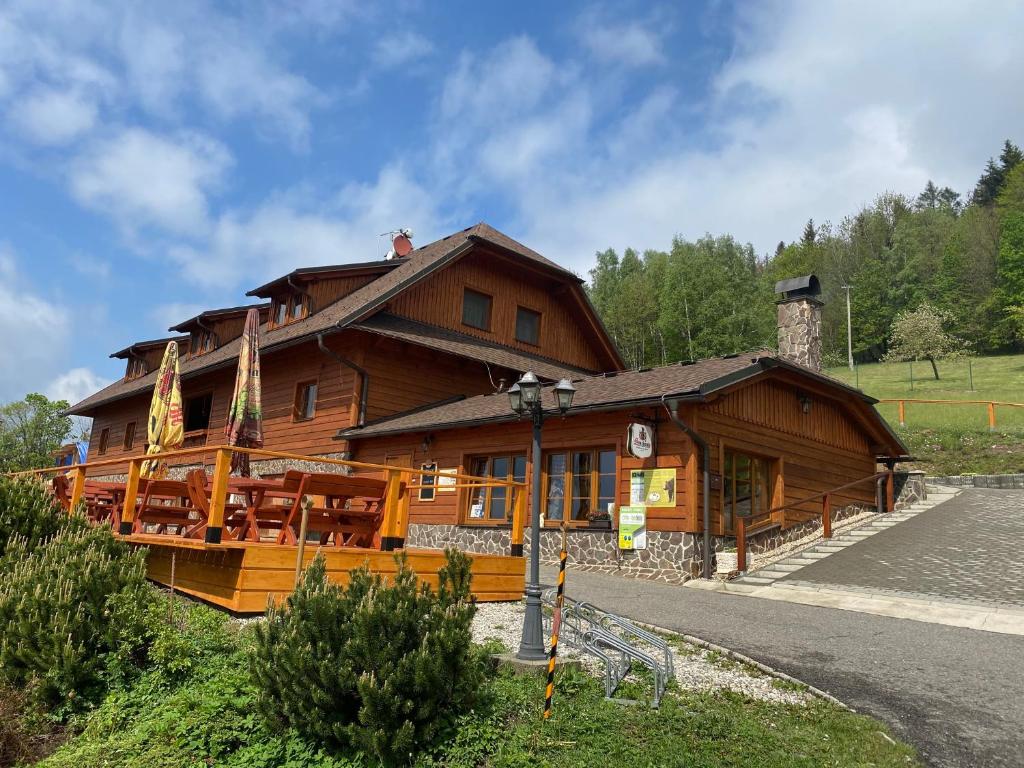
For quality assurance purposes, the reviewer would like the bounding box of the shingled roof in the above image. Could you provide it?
[67,223,600,416]
[336,352,908,458]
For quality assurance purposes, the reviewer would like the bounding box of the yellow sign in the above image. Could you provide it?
[618,506,647,550]
[629,468,676,508]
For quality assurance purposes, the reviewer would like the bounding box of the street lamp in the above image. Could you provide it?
[509,372,576,661]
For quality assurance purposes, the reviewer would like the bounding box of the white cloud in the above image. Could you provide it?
[372,30,434,70]
[9,87,98,145]
[45,367,111,406]
[148,302,207,334]
[578,13,665,67]
[0,245,71,403]
[171,164,441,289]
[70,128,232,236]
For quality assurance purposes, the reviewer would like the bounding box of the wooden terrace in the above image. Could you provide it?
[19,446,528,612]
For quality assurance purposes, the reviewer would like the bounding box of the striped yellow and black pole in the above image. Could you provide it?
[543,520,569,720]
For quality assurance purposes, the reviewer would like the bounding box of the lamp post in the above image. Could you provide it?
[509,371,575,661]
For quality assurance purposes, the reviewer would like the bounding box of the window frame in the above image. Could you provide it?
[126,357,147,380]
[718,442,783,535]
[514,305,542,346]
[461,452,527,525]
[97,427,110,455]
[123,421,137,451]
[183,391,214,434]
[293,380,318,422]
[542,446,618,528]
[271,293,310,329]
[461,287,493,332]
[418,462,438,502]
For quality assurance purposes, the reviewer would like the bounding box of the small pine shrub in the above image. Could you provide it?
[0,476,83,561]
[252,549,483,766]
[0,524,151,712]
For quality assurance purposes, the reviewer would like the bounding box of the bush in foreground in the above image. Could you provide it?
[0,476,81,561]
[0,522,151,712]
[252,550,483,766]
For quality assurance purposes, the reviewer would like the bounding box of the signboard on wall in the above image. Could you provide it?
[618,506,647,550]
[630,468,676,507]
[437,468,457,492]
[627,422,655,458]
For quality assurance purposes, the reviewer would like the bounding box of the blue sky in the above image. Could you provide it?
[1,1,1022,409]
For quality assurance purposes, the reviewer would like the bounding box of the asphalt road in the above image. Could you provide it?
[541,565,1024,768]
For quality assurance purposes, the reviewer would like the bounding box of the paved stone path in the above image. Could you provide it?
[780,487,1024,608]
[543,565,1024,768]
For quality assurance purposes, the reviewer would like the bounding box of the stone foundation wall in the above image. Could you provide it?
[894,470,927,508]
[927,473,1024,489]
[91,452,352,483]
[406,524,701,584]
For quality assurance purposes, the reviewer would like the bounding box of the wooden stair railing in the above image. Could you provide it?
[735,469,894,572]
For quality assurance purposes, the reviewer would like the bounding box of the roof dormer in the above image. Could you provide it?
[169,304,270,358]
[110,336,190,381]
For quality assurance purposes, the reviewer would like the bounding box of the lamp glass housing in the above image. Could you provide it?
[553,378,576,413]
[518,371,541,407]
[507,382,523,414]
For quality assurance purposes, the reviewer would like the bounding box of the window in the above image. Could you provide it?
[515,306,541,345]
[274,300,289,326]
[97,428,110,455]
[294,381,318,421]
[290,294,306,320]
[191,330,215,356]
[544,448,616,524]
[184,393,213,432]
[419,462,438,501]
[126,357,147,380]
[722,450,774,533]
[461,288,492,331]
[123,421,137,450]
[465,454,526,523]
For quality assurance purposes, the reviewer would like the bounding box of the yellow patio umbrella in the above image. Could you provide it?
[141,341,185,478]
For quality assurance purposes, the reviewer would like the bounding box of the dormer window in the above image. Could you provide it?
[191,329,216,357]
[271,293,309,328]
[125,357,147,380]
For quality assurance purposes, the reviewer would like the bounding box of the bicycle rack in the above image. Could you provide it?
[541,588,674,707]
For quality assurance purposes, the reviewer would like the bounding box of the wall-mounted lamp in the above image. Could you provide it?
[420,433,434,453]
[798,393,812,414]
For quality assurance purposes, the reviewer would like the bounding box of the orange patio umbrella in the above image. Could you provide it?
[141,341,184,478]
[224,308,263,476]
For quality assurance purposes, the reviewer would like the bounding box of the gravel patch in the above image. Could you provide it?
[473,601,813,707]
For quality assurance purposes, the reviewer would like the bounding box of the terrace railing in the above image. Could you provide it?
[7,445,529,558]
[735,469,894,572]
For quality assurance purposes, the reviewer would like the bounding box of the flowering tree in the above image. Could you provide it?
[884,303,966,380]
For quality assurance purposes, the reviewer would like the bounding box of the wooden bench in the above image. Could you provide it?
[132,478,200,536]
[52,474,121,525]
[272,470,389,548]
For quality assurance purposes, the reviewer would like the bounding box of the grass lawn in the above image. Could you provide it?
[33,597,918,768]
[825,354,1024,475]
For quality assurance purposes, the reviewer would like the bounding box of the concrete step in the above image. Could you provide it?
[737,575,775,585]
[765,563,803,572]
[753,570,789,580]
[795,552,830,560]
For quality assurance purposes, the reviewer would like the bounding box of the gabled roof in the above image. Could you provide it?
[246,261,399,299]
[353,313,589,382]
[168,303,270,332]
[336,352,909,459]
[110,336,190,360]
[68,223,621,415]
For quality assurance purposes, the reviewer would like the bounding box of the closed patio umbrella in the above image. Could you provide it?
[224,308,263,476]
[141,341,184,478]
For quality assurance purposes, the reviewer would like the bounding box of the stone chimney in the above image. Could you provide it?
[774,274,823,372]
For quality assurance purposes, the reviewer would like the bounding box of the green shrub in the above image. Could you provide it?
[0,524,151,712]
[0,476,82,561]
[252,550,483,766]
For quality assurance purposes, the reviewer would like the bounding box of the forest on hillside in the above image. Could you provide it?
[587,139,1024,370]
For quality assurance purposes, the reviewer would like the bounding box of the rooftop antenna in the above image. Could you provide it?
[380,228,414,260]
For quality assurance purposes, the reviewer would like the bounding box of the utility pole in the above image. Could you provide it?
[842,284,854,371]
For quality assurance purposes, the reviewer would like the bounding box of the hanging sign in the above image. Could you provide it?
[630,468,676,508]
[437,468,457,492]
[618,506,647,550]
[627,422,655,459]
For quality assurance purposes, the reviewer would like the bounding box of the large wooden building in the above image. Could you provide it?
[68,223,907,579]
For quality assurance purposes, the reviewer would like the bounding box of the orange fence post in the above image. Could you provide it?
[898,400,906,427]
[380,468,407,551]
[205,447,232,544]
[118,458,142,535]
[988,402,996,431]
[510,485,526,556]
[736,516,747,572]
[822,493,832,539]
[68,467,86,513]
